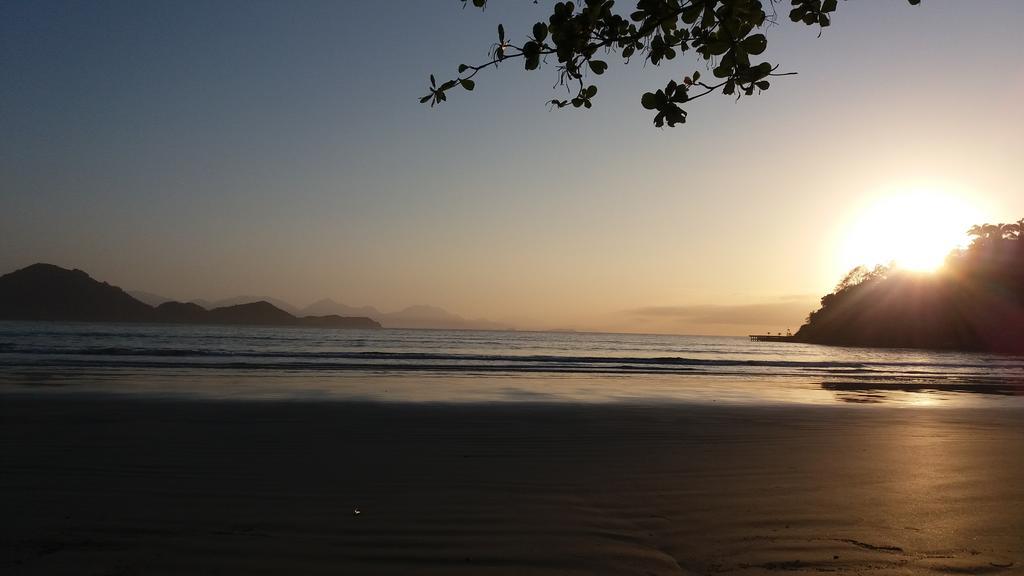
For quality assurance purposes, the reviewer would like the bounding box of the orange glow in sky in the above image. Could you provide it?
[838,187,985,273]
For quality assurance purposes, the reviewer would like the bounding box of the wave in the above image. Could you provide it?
[2,346,1022,376]
[1,361,1020,395]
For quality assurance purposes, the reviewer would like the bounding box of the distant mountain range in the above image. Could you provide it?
[130,291,302,315]
[0,264,380,329]
[298,299,509,331]
[128,294,509,331]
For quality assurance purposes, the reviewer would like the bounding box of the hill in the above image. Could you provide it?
[200,295,300,316]
[0,264,381,330]
[153,301,209,323]
[128,290,174,307]
[300,300,509,330]
[795,221,1024,352]
[207,301,297,325]
[299,314,382,329]
[0,263,154,322]
[381,305,509,330]
[302,298,381,319]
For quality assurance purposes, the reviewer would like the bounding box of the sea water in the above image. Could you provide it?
[1,321,1021,405]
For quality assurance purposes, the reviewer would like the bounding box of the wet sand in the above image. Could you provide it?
[2,396,1023,575]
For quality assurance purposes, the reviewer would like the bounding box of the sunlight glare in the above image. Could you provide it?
[840,189,983,273]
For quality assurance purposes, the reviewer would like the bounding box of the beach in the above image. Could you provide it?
[3,395,1022,575]
[6,2,1023,575]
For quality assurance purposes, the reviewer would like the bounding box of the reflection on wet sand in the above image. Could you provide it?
[823,379,1024,404]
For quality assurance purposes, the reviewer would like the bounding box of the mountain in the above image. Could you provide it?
[153,301,208,323]
[299,299,509,330]
[129,290,174,307]
[133,292,301,315]
[301,298,381,318]
[159,299,383,329]
[207,301,297,325]
[381,305,509,330]
[0,262,505,331]
[0,263,154,322]
[135,292,302,318]
[0,264,380,330]
[299,314,382,329]
[201,295,300,315]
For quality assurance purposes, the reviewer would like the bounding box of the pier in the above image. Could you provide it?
[749,334,796,342]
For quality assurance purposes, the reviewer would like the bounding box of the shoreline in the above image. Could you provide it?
[3,367,1022,407]
[3,395,1022,574]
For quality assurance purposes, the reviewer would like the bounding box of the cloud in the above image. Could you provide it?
[625,299,817,327]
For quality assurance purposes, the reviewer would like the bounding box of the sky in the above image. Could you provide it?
[2,1,1022,335]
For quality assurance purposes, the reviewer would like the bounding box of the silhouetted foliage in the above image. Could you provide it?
[423,0,920,127]
[796,220,1024,352]
[965,219,1023,250]
[833,264,890,294]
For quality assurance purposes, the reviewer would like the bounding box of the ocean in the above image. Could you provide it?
[1,321,1021,405]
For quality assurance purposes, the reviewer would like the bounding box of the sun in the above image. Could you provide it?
[839,189,983,273]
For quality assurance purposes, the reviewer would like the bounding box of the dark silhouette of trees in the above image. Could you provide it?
[971,220,1023,243]
[796,220,1024,352]
[422,0,920,127]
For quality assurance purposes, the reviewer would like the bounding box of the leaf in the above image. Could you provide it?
[701,5,715,28]
[588,60,607,75]
[498,24,505,43]
[586,85,597,98]
[458,64,469,73]
[731,47,750,68]
[681,4,702,24]
[533,22,547,42]
[641,92,658,110]
[430,74,436,88]
[706,40,730,56]
[461,79,475,91]
[741,34,767,55]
